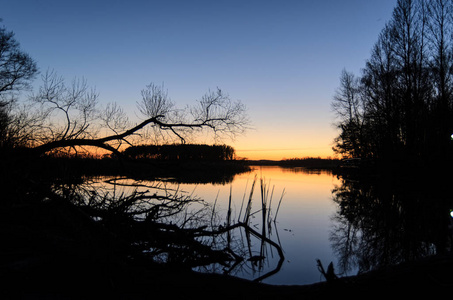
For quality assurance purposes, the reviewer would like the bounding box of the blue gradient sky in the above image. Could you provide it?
[3,0,396,159]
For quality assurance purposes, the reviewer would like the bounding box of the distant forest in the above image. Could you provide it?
[333,0,453,163]
[122,144,236,161]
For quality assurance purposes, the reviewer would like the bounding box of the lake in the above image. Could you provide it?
[181,165,343,285]
[85,164,452,286]
[125,165,344,285]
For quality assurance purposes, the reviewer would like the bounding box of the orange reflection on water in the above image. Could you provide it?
[88,166,341,285]
[175,165,340,220]
[181,165,341,284]
[237,166,339,203]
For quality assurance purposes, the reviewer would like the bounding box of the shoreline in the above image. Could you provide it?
[3,248,452,298]
[3,155,452,298]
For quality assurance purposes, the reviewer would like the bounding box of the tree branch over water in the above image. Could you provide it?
[25,76,249,156]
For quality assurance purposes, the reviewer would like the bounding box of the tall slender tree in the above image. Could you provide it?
[426,0,453,156]
[332,70,364,158]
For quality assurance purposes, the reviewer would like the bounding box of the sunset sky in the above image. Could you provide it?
[3,0,397,160]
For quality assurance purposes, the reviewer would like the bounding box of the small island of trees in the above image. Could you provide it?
[123,143,236,161]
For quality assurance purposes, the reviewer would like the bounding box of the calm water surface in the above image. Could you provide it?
[88,165,452,285]
[176,165,342,285]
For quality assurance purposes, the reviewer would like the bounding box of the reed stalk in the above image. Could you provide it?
[210,190,219,229]
[237,178,249,222]
[226,185,232,246]
[274,188,285,222]
[243,175,257,225]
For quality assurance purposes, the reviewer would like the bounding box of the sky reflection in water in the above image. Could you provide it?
[176,166,341,285]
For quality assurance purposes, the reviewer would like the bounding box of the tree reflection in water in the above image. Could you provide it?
[63,175,284,282]
[330,172,453,276]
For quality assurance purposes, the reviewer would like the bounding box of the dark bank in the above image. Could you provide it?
[2,151,453,299]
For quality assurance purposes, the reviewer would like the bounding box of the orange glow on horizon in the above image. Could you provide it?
[235,148,335,161]
[47,143,335,161]
[233,140,336,160]
[231,126,337,161]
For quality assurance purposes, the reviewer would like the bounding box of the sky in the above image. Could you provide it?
[2,0,397,160]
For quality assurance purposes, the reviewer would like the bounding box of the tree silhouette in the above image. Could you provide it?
[123,144,236,161]
[18,73,248,157]
[0,21,289,297]
[333,0,453,162]
[0,23,38,149]
[0,25,37,94]
[332,70,366,158]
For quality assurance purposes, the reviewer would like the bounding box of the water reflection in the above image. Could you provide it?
[331,172,453,275]
[280,166,334,176]
[76,174,286,282]
[76,166,453,285]
[185,166,340,284]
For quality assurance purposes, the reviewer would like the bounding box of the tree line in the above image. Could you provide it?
[333,0,453,162]
[122,144,236,161]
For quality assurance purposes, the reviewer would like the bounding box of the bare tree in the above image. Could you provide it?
[427,0,453,102]
[332,69,366,157]
[332,69,362,125]
[137,83,249,144]
[426,0,453,155]
[0,24,38,149]
[0,25,38,95]
[28,74,248,156]
[333,0,453,160]
[30,70,99,144]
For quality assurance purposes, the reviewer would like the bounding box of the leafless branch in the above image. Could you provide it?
[22,75,248,155]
